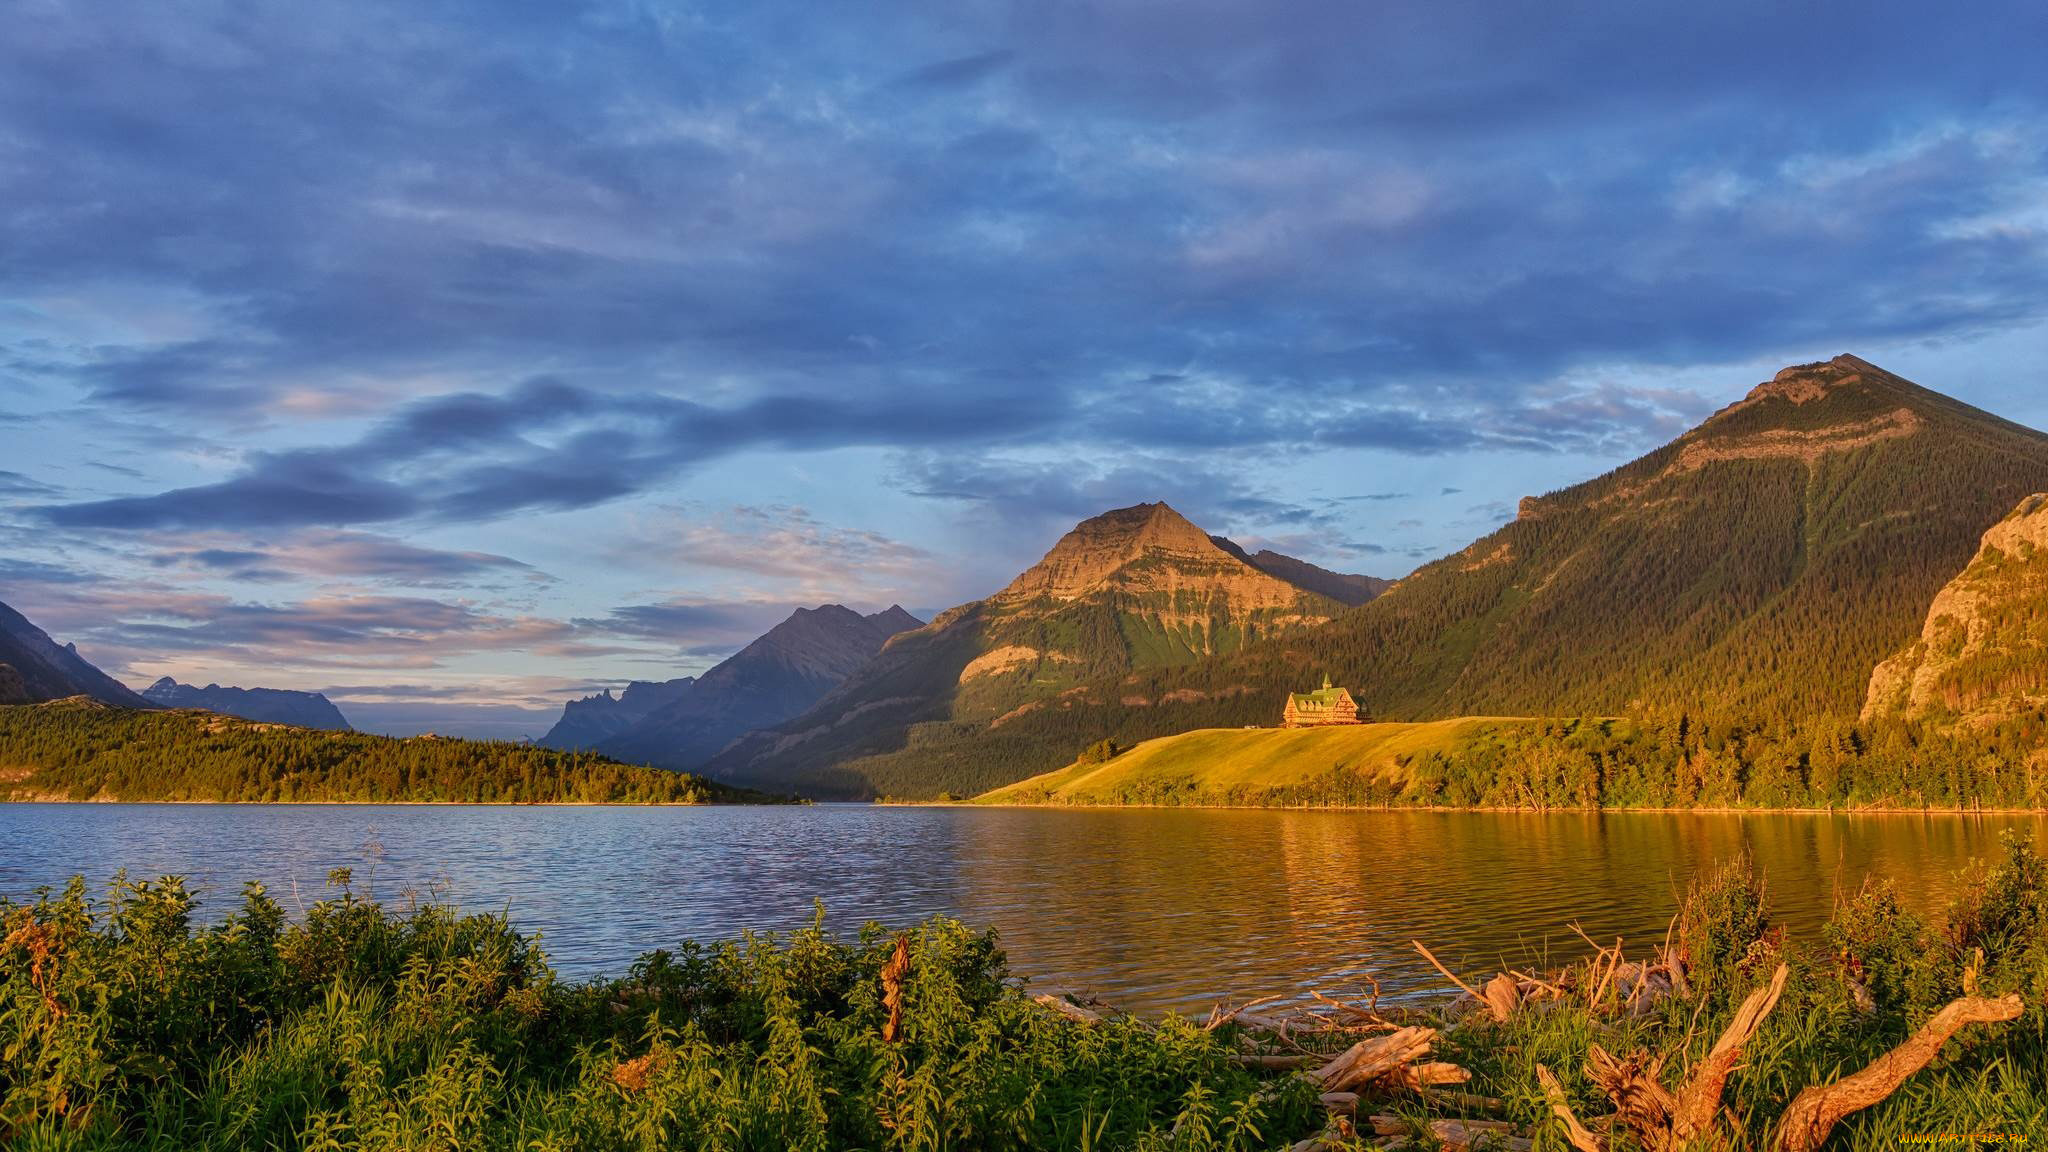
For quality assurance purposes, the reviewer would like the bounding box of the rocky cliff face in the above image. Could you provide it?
[0,599,151,707]
[596,605,921,770]
[141,678,354,730]
[1865,493,2048,721]
[539,677,696,750]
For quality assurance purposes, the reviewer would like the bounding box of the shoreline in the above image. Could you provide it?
[950,800,2048,815]
[4,796,2042,813]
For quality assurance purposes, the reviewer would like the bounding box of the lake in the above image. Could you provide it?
[2,803,2040,1015]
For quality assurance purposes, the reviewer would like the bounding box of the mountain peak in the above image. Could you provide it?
[1000,502,1235,601]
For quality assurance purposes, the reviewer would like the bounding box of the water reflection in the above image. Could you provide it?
[1,804,2038,1014]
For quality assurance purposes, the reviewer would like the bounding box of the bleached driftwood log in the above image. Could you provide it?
[1771,991,2025,1152]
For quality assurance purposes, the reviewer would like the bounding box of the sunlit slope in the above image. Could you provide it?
[976,718,1537,805]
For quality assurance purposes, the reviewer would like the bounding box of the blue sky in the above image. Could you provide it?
[4,0,2048,736]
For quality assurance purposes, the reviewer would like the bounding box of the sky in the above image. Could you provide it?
[4,0,2048,738]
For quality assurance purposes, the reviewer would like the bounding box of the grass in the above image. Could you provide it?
[3,836,2044,1150]
[975,720,1540,806]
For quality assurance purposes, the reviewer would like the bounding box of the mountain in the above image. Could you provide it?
[539,678,696,750]
[0,598,152,707]
[1864,492,2048,722]
[727,356,2048,799]
[706,503,1351,796]
[140,678,354,730]
[1209,537,1392,606]
[598,605,923,770]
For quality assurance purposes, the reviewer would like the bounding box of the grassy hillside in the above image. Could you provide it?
[796,357,2048,799]
[978,719,1531,805]
[977,709,2048,811]
[0,700,780,804]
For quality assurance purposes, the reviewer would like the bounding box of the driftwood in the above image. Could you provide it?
[1030,992,1104,1025]
[1433,1118,1534,1152]
[1232,1052,1322,1070]
[880,935,910,1043]
[1400,1060,1474,1089]
[1481,972,1521,1022]
[1312,1025,1439,1093]
[1770,991,2026,1152]
[1368,1115,1531,1152]
[1539,964,1788,1152]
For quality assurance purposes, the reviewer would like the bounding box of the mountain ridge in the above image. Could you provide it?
[140,678,354,730]
[0,599,152,707]
[596,604,923,770]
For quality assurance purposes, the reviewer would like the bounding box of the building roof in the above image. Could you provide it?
[1287,675,1353,709]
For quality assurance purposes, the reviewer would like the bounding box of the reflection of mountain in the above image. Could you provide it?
[141,678,353,730]
[539,678,696,750]
[0,598,151,707]
[597,605,922,770]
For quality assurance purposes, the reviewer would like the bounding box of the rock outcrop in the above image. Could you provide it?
[1864,493,2048,721]
[142,678,355,730]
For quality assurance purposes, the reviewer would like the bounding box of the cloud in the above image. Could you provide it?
[147,531,548,586]
[575,598,803,656]
[0,471,60,498]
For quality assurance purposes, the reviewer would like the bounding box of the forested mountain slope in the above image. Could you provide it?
[0,699,775,804]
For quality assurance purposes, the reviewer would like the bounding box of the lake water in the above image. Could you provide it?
[2,804,2041,1015]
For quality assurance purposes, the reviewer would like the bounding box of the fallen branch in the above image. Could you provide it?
[1412,940,1488,1003]
[1030,993,1104,1025]
[1313,1025,1438,1093]
[1771,991,2025,1152]
[1537,1064,1606,1152]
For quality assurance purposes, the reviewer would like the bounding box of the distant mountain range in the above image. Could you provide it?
[705,502,1380,795]
[0,599,150,707]
[141,678,354,731]
[550,605,923,770]
[540,678,696,750]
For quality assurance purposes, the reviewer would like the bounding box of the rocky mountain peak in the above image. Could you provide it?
[999,502,1239,601]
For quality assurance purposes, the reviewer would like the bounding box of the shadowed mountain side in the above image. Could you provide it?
[720,357,2048,799]
[539,678,696,750]
[141,678,353,731]
[598,605,922,770]
[706,503,1350,795]
[1209,537,1393,606]
[0,599,152,707]
[1865,492,2048,723]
